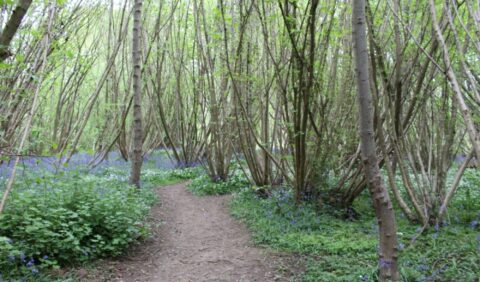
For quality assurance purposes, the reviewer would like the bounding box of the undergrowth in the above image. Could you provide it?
[187,169,249,196]
[230,185,480,281]
[0,155,196,281]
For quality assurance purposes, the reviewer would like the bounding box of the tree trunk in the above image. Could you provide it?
[352,0,400,280]
[428,0,480,161]
[129,0,144,188]
[0,0,33,62]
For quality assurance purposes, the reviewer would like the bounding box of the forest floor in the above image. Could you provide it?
[78,182,300,282]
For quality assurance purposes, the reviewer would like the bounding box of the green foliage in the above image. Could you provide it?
[187,170,249,196]
[0,170,157,280]
[450,168,480,223]
[230,187,480,281]
[168,167,203,180]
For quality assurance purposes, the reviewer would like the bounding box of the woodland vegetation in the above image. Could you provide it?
[0,0,479,281]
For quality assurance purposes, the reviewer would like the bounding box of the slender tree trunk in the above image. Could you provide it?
[428,0,480,161]
[0,0,33,62]
[352,0,400,280]
[0,2,54,214]
[129,0,143,187]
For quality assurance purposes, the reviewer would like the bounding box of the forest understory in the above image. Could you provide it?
[0,0,479,281]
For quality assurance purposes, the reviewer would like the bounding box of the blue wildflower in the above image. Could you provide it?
[42,255,49,260]
[26,257,34,267]
[31,268,39,274]
[398,243,405,251]
[379,258,392,268]
[417,264,429,272]
[434,224,439,232]
[471,220,478,229]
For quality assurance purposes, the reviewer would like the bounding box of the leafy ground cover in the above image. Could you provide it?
[229,175,480,282]
[1,153,478,281]
[187,165,249,196]
[0,151,193,281]
[185,164,480,281]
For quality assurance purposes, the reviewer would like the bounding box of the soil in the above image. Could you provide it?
[79,183,301,282]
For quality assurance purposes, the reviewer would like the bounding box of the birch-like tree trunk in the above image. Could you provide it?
[130,0,144,187]
[352,0,400,280]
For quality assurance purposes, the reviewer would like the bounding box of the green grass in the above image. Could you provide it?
[230,186,480,281]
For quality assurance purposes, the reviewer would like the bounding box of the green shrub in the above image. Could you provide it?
[168,167,203,180]
[187,171,249,196]
[0,171,156,280]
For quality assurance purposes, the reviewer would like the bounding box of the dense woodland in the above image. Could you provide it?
[0,0,479,281]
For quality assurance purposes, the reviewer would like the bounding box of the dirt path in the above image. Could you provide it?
[87,183,297,282]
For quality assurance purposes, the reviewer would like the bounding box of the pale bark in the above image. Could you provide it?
[352,0,399,280]
[129,0,144,187]
[429,0,480,160]
[438,150,474,221]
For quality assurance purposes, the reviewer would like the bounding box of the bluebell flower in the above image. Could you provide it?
[471,220,478,229]
[31,268,39,274]
[434,224,439,232]
[290,219,297,225]
[26,257,35,267]
[398,243,405,251]
[379,258,392,268]
[432,233,438,240]
[416,264,428,272]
